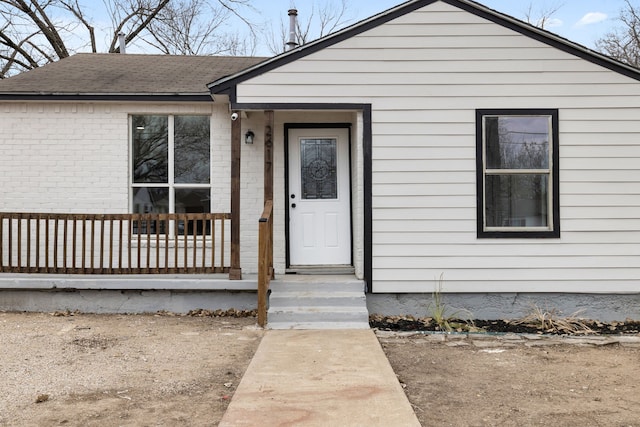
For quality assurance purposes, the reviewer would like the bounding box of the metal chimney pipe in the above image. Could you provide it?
[286,9,298,51]
[118,32,126,54]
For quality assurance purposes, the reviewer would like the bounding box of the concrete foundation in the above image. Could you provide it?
[0,274,258,314]
[2,272,639,322]
[0,289,257,314]
[367,293,640,323]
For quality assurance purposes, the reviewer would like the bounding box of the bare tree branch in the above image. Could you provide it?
[14,0,68,57]
[59,0,97,52]
[595,0,640,68]
[143,0,256,55]
[0,0,70,77]
[215,0,256,40]
[523,1,564,30]
[0,0,259,78]
[26,38,55,62]
[0,51,32,76]
[106,0,171,53]
[0,29,40,69]
[121,0,170,50]
[264,0,354,55]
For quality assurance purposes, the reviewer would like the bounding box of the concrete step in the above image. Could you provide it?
[285,266,355,275]
[267,321,371,330]
[267,277,369,330]
[269,291,366,307]
[268,305,369,319]
[269,280,364,293]
[268,306,370,328]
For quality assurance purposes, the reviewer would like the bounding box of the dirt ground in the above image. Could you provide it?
[0,312,262,427]
[3,312,640,427]
[380,333,640,427]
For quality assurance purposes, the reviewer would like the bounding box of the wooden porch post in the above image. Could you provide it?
[264,111,274,279]
[229,112,242,279]
[264,111,274,203]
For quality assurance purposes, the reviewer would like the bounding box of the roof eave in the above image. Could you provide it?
[0,92,214,102]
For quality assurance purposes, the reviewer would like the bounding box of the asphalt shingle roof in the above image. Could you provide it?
[0,53,266,96]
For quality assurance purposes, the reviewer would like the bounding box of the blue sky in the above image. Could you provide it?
[76,0,626,56]
[466,0,621,48]
[251,0,624,52]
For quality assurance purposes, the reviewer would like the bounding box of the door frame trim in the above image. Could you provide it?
[284,123,353,268]
[227,101,372,292]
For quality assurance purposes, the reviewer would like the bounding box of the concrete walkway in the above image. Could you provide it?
[218,329,421,426]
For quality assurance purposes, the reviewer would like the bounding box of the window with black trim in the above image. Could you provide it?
[476,109,559,238]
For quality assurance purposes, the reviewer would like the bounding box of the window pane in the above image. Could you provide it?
[300,138,338,200]
[175,188,211,235]
[175,116,210,184]
[485,175,548,227]
[175,188,211,213]
[132,115,168,183]
[132,187,169,213]
[486,117,549,170]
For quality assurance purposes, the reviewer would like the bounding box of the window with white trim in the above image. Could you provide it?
[476,109,559,238]
[131,115,211,227]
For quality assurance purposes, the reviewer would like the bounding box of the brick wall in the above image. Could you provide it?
[0,101,265,274]
[1,102,128,213]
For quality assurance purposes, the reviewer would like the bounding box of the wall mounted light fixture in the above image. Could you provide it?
[245,130,255,144]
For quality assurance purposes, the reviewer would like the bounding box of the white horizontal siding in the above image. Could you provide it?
[375,266,640,280]
[374,219,476,233]
[256,71,621,86]
[373,159,473,172]
[562,145,640,157]
[374,280,640,293]
[372,171,475,184]
[344,34,544,49]
[562,170,639,181]
[241,83,640,98]
[563,158,640,170]
[373,183,472,196]
[373,231,640,244]
[274,59,619,74]
[562,182,640,194]
[373,243,640,257]
[236,1,640,293]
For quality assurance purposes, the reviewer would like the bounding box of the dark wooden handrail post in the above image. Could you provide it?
[257,200,273,327]
[229,111,242,279]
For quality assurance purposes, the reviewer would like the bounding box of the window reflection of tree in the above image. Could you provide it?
[486,117,550,227]
[175,116,210,184]
[133,115,168,183]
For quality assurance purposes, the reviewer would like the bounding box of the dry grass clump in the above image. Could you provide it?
[511,305,595,335]
[428,274,478,332]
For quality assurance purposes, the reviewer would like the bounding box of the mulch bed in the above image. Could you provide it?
[369,315,640,335]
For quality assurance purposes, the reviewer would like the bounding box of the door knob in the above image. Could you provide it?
[291,203,296,208]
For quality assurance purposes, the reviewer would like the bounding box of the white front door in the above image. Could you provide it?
[288,127,351,266]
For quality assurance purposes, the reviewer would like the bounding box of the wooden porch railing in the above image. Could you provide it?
[0,212,231,274]
[257,200,274,327]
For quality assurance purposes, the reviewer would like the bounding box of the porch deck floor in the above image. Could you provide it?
[218,329,420,426]
[0,273,255,291]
